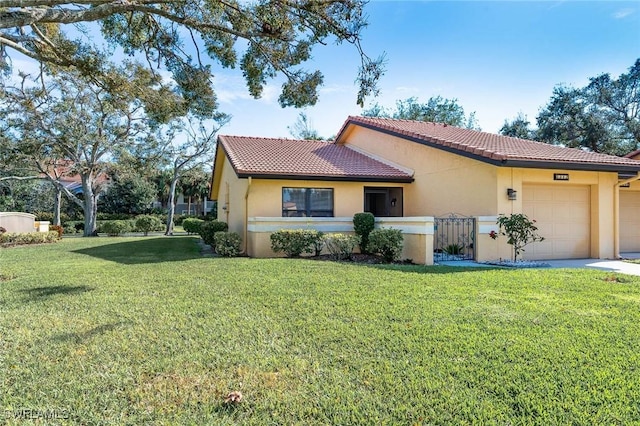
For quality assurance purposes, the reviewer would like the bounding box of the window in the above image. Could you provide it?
[282,188,334,217]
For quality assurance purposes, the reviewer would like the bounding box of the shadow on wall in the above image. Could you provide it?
[71,236,203,265]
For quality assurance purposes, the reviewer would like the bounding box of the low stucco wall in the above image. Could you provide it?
[0,212,37,233]
[247,216,435,264]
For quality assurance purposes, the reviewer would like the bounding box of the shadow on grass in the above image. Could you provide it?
[72,237,202,265]
[363,263,504,274]
[20,285,93,301]
[52,321,132,344]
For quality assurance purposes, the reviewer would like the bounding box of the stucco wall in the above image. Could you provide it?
[0,212,37,233]
[247,179,410,218]
[496,167,617,260]
[247,216,435,264]
[216,155,249,240]
[340,126,499,216]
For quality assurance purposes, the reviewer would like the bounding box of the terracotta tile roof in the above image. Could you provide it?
[625,149,640,159]
[337,116,640,172]
[217,135,414,182]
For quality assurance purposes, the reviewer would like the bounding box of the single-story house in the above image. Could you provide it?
[620,149,640,253]
[210,116,640,264]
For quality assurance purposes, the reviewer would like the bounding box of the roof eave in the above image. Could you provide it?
[503,159,640,173]
[236,172,414,183]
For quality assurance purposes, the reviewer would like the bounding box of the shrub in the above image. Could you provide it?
[270,229,323,257]
[492,213,545,261]
[353,212,375,253]
[49,225,63,239]
[1,231,59,246]
[63,221,84,234]
[96,212,135,220]
[174,214,201,226]
[135,215,164,236]
[311,231,325,256]
[214,231,241,257]
[367,228,404,263]
[323,233,360,260]
[183,218,205,234]
[34,212,72,223]
[443,243,464,255]
[199,220,229,246]
[100,220,133,237]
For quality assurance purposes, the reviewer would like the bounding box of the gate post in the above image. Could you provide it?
[475,216,499,262]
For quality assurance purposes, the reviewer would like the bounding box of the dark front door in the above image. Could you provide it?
[364,187,403,217]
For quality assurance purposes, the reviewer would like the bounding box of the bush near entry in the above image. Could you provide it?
[199,221,229,247]
[367,228,404,262]
[270,229,324,257]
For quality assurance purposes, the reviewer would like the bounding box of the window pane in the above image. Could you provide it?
[309,189,332,211]
[283,187,333,217]
[283,188,307,216]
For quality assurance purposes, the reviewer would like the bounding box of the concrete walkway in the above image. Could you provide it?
[437,253,640,276]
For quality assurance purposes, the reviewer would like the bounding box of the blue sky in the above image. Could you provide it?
[216,1,640,139]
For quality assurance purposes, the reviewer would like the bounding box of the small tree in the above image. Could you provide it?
[491,214,545,261]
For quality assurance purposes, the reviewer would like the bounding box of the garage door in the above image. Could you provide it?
[522,184,590,260]
[620,191,640,252]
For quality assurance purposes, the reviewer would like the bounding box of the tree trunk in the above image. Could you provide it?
[187,196,192,216]
[53,186,62,226]
[82,175,98,236]
[165,175,179,236]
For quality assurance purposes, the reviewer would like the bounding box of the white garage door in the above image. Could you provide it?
[522,184,590,260]
[620,191,640,252]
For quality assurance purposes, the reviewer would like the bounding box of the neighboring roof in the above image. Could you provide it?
[216,135,414,182]
[336,116,640,173]
[625,149,640,159]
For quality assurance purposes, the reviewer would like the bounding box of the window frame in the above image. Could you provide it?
[282,187,334,217]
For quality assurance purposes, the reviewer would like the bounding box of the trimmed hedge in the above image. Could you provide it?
[49,225,64,238]
[199,221,229,246]
[323,233,360,260]
[0,231,60,246]
[100,220,134,236]
[353,212,375,254]
[213,231,241,257]
[183,218,205,235]
[270,229,324,257]
[367,228,404,262]
[135,215,164,236]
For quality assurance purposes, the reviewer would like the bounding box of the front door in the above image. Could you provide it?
[364,187,403,217]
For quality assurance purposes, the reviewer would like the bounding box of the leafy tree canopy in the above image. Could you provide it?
[0,0,384,110]
[500,112,535,140]
[535,58,639,155]
[288,111,324,140]
[363,96,480,130]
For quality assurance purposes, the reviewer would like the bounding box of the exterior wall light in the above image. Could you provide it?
[507,188,517,201]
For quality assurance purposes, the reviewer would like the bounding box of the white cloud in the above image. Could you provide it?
[319,83,352,95]
[214,74,278,105]
[613,8,634,19]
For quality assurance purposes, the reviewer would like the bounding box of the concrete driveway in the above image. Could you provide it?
[546,256,640,276]
[437,253,640,276]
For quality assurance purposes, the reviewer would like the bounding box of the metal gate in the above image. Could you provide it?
[434,214,475,261]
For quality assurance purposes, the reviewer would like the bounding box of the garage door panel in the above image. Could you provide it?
[620,191,640,252]
[523,184,590,260]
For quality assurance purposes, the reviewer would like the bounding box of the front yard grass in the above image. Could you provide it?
[1,236,639,425]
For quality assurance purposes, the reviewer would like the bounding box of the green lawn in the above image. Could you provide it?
[1,237,639,425]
